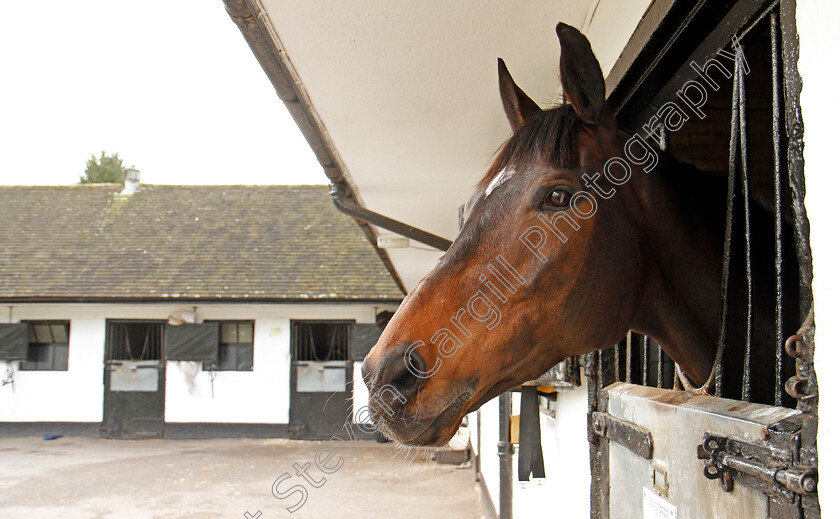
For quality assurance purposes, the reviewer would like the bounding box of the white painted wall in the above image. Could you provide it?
[797,2,840,517]
[475,397,501,515]
[0,303,388,425]
[353,360,370,424]
[164,316,291,424]
[473,379,590,518]
[512,381,590,518]
[0,306,105,422]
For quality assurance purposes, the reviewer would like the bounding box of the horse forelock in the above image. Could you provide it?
[452,104,582,262]
[478,104,581,194]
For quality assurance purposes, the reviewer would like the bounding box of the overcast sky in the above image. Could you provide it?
[0,0,325,186]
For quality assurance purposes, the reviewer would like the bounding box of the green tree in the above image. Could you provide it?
[79,151,125,184]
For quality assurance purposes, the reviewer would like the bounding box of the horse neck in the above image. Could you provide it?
[626,156,725,384]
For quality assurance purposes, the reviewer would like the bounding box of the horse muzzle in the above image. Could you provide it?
[362,343,476,446]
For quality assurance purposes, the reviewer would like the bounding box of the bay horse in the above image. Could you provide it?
[362,22,795,446]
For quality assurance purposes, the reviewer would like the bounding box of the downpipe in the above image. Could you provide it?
[498,391,513,519]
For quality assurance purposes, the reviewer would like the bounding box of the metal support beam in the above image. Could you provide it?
[330,182,452,252]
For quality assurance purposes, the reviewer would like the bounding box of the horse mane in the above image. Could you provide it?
[482,102,731,232]
[481,104,581,187]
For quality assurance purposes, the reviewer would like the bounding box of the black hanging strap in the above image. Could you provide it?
[518,386,546,481]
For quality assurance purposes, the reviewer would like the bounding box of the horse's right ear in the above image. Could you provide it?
[498,58,541,131]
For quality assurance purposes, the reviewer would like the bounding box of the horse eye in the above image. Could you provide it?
[543,188,572,209]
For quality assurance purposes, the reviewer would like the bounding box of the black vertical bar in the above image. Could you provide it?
[780,0,813,325]
[777,6,818,513]
[714,45,742,398]
[642,336,649,387]
[105,323,112,360]
[737,52,754,403]
[655,127,667,391]
[770,11,784,407]
[585,351,610,519]
[293,324,299,362]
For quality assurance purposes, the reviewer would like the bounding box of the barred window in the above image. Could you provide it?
[292,321,350,362]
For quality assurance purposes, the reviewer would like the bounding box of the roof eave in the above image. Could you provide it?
[223,0,406,295]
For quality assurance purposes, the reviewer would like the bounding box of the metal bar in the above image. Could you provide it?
[659,125,669,152]
[770,10,784,407]
[330,182,452,252]
[625,332,633,383]
[597,349,604,390]
[585,351,610,519]
[737,54,754,402]
[642,335,649,387]
[713,45,742,397]
[657,342,664,388]
[779,0,813,326]
[614,343,621,382]
[778,2,819,514]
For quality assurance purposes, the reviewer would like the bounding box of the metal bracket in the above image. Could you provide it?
[697,432,817,500]
[591,411,653,459]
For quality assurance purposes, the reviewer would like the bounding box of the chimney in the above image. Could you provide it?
[122,167,140,195]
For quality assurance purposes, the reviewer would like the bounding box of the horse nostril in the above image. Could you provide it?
[391,366,416,393]
[380,347,426,401]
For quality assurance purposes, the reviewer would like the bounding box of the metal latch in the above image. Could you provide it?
[591,411,653,459]
[697,433,817,499]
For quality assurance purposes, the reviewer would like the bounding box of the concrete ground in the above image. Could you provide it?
[0,437,484,519]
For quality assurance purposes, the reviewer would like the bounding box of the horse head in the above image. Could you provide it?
[362,22,720,446]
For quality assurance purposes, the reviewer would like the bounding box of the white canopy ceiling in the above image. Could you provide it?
[248,0,653,288]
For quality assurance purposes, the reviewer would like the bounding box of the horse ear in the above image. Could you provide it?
[556,22,606,125]
[498,58,542,131]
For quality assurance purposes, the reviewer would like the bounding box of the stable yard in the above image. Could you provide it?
[0,437,483,519]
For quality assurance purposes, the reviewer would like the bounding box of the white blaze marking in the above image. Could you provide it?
[484,167,515,198]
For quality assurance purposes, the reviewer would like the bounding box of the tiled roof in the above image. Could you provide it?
[0,185,404,302]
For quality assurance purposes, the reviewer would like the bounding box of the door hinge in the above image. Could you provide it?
[697,432,817,501]
[591,411,653,459]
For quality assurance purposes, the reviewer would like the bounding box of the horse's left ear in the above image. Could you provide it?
[556,22,607,125]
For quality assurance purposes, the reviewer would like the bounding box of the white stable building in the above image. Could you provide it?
[0,183,402,439]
